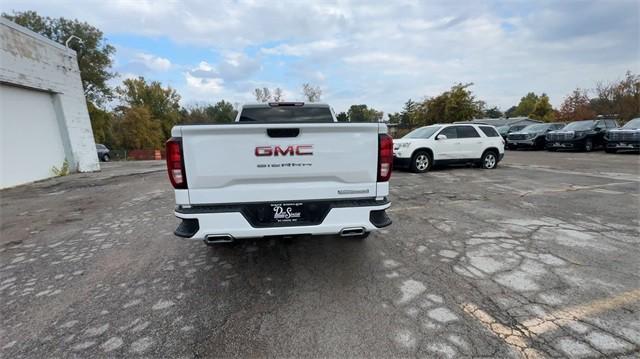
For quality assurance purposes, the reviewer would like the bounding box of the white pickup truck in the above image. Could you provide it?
[166,102,393,244]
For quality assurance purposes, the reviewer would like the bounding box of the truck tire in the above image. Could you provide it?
[102,154,111,162]
[481,150,498,169]
[583,139,593,152]
[410,151,432,173]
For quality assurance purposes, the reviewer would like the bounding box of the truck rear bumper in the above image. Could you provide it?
[174,200,391,240]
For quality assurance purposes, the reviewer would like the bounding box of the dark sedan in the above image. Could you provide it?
[96,144,111,162]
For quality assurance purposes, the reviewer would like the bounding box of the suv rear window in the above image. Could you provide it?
[457,126,480,138]
[479,126,499,137]
[239,106,334,123]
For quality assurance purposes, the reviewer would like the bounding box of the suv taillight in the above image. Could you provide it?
[378,134,393,182]
[166,137,187,189]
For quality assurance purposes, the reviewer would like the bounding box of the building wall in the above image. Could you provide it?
[0,18,99,188]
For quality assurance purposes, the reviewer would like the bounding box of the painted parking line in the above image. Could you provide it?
[462,288,640,358]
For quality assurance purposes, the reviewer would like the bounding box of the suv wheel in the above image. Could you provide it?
[481,150,498,169]
[102,154,111,162]
[583,139,593,152]
[410,151,432,173]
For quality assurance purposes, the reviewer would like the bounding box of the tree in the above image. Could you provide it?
[387,112,402,124]
[530,94,556,122]
[87,101,114,146]
[113,106,163,150]
[336,112,349,122]
[302,83,322,102]
[181,100,238,124]
[420,83,483,124]
[254,87,271,102]
[117,77,181,139]
[590,71,640,122]
[513,93,540,117]
[401,99,419,126]
[483,106,503,118]
[347,105,383,122]
[3,10,116,105]
[273,88,284,102]
[504,106,517,118]
[559,89,595,121]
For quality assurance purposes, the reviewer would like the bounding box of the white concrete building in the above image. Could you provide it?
[0,17,99,189]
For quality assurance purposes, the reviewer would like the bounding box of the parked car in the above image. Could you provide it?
[546,119,618,152]
[605,118,640,153]
[167,102,393,244]
[506,123,566,150]
[497,124,528,144]
[96,144,111,161]
[393,124,504,173]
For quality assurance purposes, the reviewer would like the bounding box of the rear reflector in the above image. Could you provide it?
[378,134,393,182]
[166,137,187,189]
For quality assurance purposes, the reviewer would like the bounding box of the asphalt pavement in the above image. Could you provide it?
[1,151,639,358]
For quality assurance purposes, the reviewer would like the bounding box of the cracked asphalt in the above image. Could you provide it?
[1,152,639,358]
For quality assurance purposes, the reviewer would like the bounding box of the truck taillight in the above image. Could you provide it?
[166,137,187,189]
[378,134,393,182]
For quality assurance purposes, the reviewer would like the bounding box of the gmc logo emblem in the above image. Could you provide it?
[255,145,313,156]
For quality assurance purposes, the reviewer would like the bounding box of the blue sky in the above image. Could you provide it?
[3,0,639,116]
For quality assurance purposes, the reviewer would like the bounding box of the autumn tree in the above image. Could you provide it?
[559,89,595,121]
[117,77,181,139]
[3,10,116,105]
[590,71,640,122]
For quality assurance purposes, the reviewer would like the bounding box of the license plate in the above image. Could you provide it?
[270,202,304,224]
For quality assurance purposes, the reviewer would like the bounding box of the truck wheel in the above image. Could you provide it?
[584,139,593,152]
[481,150,498,169]
[410,151,432,173]
[102,154,111,162]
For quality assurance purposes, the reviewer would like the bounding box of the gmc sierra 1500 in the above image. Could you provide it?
[166,102,393,245]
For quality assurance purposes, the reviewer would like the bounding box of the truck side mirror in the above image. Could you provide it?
[436,134,447,140]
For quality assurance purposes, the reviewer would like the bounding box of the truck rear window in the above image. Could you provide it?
[239,107,334,123]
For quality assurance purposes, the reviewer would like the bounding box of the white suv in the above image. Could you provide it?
[393,124,505,173]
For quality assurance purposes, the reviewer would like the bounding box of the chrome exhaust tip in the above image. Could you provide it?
[339,227,366,237]
[204,234,235,244]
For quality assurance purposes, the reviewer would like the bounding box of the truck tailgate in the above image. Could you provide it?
[179,123,381,204]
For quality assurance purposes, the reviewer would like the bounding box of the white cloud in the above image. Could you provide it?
[134,53,172,72]
[185,72,224,94]
[261,40,342,56]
